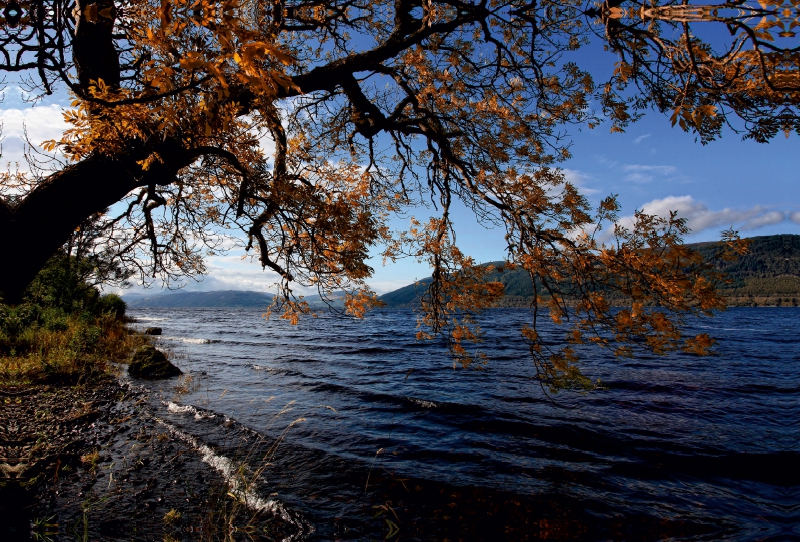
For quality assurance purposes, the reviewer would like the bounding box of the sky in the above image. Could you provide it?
[2,42,798,296]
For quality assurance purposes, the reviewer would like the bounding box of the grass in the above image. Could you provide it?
[163,509,182,525]
[80,449,100,474]
[0,311,147,386]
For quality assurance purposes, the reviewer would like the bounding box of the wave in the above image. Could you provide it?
[401,396,488,414]
[163,401,276,440]
[251,364,292,374]
[165,401,217,420]
[153,417,313,540]
[302,380,485,415]
[160,336,220,344]
[406,396,441,409]
[337,346,407,355]
[125,307,798,537]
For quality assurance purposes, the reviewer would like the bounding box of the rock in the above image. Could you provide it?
[128,346,181,379]
[144,327,162,335]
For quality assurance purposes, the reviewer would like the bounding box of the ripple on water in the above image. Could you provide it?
[130,307,800,541]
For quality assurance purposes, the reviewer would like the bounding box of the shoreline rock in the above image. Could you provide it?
[128,346,181,379]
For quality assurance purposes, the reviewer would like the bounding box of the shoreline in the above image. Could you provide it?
[2,373,727,542]
[0,377,299,541]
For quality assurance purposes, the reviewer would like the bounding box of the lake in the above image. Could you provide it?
[128,307,799,541]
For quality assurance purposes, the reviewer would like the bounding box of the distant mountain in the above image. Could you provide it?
[691,234,800,283]
[124,290,273,308]
[121,235,800,309]
[123,289,348,309]
[378,235,800,308]
[377,261,536,307]
[699,234,800,305]
[377,277,435,308]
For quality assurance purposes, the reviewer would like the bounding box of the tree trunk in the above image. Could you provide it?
[0,0,131,304]
[0,147,190,304]
[72,0,121,89]
[0,158,134,303]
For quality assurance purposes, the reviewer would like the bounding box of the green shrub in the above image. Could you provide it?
[69,325,102,353]
[97,293,126,318]
[0,254,138,385]
[0,304,42,337]
[24,255,100,313]
[41,307,69,331]
[0,312,146,385]
[19,255,127,320]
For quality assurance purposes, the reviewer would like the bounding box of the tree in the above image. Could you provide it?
[1,0,784,389]
[595,0,800,142]
[23,210,134,311]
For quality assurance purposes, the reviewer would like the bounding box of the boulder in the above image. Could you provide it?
[128,346,181,378]
[144,327,162,335]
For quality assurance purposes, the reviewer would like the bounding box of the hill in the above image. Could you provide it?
[122,290,348,309]
[378,234,800,308]
[121,235,800,309]
[123,290,274,308]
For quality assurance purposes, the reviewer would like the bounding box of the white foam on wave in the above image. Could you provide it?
[161,336,217,344]
[136,317,168,321]
[407,397,439,409]
[153,416,313,540]
[155,420,276,512]
[166,401,216,420]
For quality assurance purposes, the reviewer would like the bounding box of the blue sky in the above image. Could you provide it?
[2,65,797,295]
[375,113,800,293]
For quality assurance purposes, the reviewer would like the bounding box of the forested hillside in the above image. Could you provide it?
[693,235,800,285]
[380,235,800,307]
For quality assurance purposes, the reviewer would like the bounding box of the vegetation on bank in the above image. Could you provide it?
[0,255,145,385]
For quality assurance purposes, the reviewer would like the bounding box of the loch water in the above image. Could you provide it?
[129,307,799,541]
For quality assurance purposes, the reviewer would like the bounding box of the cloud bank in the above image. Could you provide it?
[0,104,68,166]
[612,195,787,238]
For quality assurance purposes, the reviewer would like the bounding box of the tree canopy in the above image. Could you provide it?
[1,0,793,389]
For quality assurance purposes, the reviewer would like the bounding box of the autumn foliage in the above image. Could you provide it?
[0,0,784,390]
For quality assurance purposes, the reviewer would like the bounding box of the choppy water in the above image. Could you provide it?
[129,307,799,541]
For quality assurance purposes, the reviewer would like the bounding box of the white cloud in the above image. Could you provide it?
[561,168,600,195]
[0,104,68,166]
[634,134,651,144]
[595,155,619,168]
[609,195,787,239]
[147,249,395,295]
[789,211,800,224]
[622,164,677,183]
[0,105,280,169]
[367,279,415,293]
[623,172,651,183]
[742,211,786,230]
[202,255,417,295]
